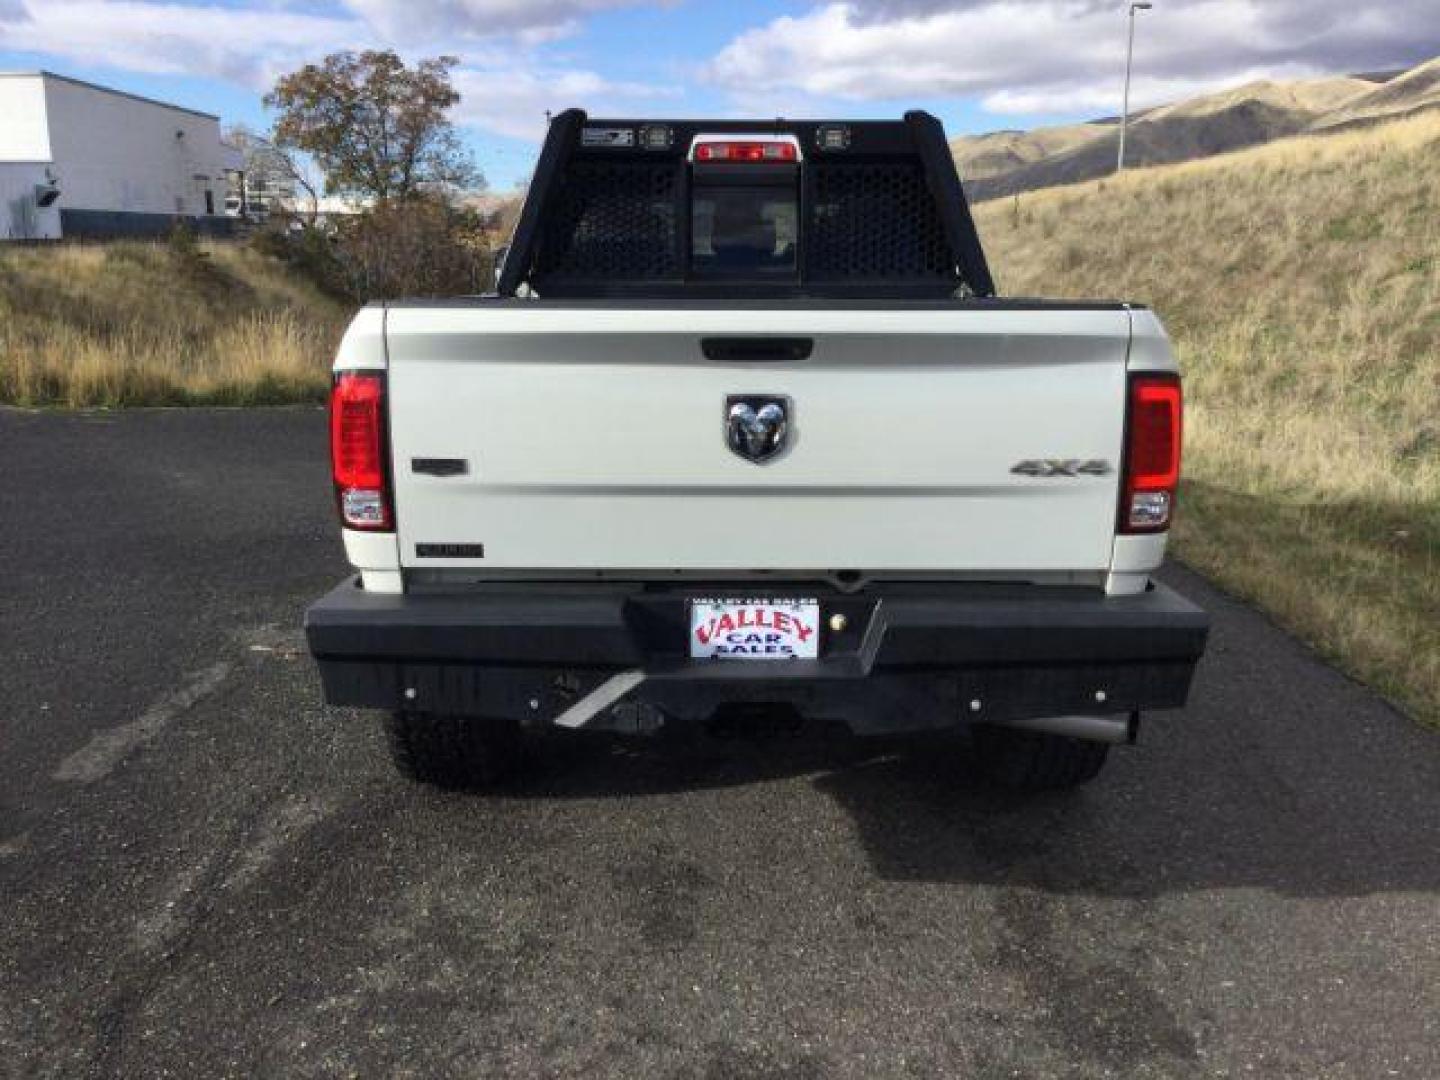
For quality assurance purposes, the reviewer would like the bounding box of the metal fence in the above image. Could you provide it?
[58,210,238,240]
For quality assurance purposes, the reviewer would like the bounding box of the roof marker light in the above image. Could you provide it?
[694,140,798,163]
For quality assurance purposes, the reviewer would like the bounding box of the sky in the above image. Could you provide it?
[2,0,1438,189]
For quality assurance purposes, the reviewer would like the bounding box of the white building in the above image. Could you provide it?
[0,71,242,240]
[281,193,372,218]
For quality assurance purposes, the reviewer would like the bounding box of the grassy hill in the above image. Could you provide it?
[951,122,1113,184]
[0,240,351,407]
[1313,56,1440,131]
[953,61,1440,201]
[974,111,1440,724]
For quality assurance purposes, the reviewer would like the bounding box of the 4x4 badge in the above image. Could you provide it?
[726,395,790,464]
[1011,458,1113,477]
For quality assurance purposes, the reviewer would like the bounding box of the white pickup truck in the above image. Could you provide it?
[305,110,1208,791]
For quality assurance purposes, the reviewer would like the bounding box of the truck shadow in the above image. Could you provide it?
[810,735,1440,899]
[518,722,889,798]
[512,674,1440,902]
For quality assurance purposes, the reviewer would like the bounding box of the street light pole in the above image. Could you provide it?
[1117,1,1152,173]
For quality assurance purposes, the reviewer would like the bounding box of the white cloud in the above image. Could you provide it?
[0,0,675,143]
[705,1,1440,116]
[338,0,660,43]
[0,0,669,81]
[0,1,360,88]
[452,66,676,140]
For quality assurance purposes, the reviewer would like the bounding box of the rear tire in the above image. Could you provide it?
[384,712,521,789]
[971,725,1110,790]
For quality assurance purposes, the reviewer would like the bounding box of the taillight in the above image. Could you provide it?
[1119,373,1182,533]
[694,140,798,163]
[330,371,393,531]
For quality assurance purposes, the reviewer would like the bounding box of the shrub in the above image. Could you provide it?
[166,219,199,259]
[333,198,490,299]
[251,197,492,302]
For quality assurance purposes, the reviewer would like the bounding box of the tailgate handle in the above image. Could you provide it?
[701,337,812,363]
[412,457,469,477]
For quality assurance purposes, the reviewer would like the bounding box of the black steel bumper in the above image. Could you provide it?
[305,578,1209,736]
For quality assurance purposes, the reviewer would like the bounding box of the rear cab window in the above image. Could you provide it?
[691,188,798,276]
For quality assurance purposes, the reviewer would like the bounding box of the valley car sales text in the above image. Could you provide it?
[691,601,819,658]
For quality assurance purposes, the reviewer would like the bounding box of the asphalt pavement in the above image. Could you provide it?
[2,407,1437,1079]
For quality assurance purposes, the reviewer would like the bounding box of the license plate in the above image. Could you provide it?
[689,598,820,660]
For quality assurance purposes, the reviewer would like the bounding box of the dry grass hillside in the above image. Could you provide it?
[953,61,1440,201]
[952,123,1111,182]
[0,241,351,407]
[954,73,1373,186]
[1314,56,1440,131]
[975,111,1440,724]
[1146,75,1372,121]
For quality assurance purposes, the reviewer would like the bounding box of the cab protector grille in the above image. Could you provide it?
[506,110,995,297]
[536,160,681,280]
[805,162,955,281]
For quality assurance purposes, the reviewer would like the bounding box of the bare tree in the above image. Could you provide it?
[224,124,320,224]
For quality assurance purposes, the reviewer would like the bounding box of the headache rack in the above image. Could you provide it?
[496,110,996,301]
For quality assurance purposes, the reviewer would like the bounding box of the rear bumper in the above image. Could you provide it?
[305,578,1208,735]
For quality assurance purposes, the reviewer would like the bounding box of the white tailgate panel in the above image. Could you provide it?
[386,306,1130,572]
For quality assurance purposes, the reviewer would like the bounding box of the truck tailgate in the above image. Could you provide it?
[384,305,1132,573]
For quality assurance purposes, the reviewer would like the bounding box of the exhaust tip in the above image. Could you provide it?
[988,712,1138,745]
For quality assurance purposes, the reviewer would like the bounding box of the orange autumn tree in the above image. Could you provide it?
[265,50,478,202]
